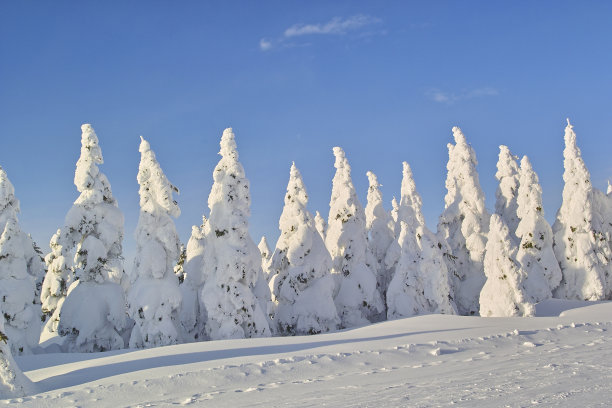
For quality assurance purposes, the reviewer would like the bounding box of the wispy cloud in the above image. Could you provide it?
[426,87,499,104]
[260,14,381,51]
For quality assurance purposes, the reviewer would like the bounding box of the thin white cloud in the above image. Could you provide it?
[284,15,380,37]
[260,14,381,51]
[427,88,499,104]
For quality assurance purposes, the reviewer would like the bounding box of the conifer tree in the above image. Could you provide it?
[516,156,561,301]
[42,124,127,352]
[314,211,327,241]
[387,162,456,318]
[495,145,521,237]
[0,166,44,354]
[365,171,395,308]
[258,236,272,278]
[198,128,271,340]
[268,163,339,335]
[480,215,535,317]
[128,137,182,348]
[179,219,207,341]
[326,147,383,327]
[0,320,36,398]
[553,120,612,300]
[438,127,489,315]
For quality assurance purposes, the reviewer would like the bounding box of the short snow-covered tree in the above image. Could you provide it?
[198,128,271,340]
[480,214,535,317]
[179,219,207,341]
[0,167,45,355]
[516,156,561,301]
[387,162,456,318]
[258,236,272,278]
[128,137,182,348]
[553,120,612,300]
[0,320,36,398]
[365,171,395,308]
[495,145,521,237]
[438,127,489,315]
[268,163,339,335]
[42,124,128,352]
[314,211,327,241]
[326,147,384,327]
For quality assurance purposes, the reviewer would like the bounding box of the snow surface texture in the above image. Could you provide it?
[8,300,612,406]
[0,167,44,356]
[40,124,127,352]
[326,147,384,328]
[128,137,182,349]
[183,128,271,341]
[480,214,535,317]
[438,127,489,315]
[268,163,339,335]
[552,120,612,301]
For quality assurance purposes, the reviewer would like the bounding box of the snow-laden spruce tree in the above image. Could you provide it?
[387,162,456,318]
[437,127,489,315]
[326,147,384,327]
[553,120,612,300]
[0,167,45,355]
[258,236,272,278]
[198,128,271,340]
[495,145,521,237]
[480,214,535,317]
[42,124,127,352]
[365,171,395,308]
[179,218,207,341]
[268,163,339,335]
[516,156,561,301]
[314,211,327,241]
[0,320,36,399]
[127,137,182,349]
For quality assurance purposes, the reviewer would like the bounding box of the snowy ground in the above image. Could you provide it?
[8,300,612,407]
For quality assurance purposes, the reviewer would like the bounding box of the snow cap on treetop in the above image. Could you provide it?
[451,126,467,145]
[138,135,150,153]
[366,170,379,187]
[80,124,103,164]
[220,127,238,159]
[0,166,18,212]
[607,180,611,195]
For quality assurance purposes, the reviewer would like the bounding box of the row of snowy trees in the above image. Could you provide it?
[1,120,611,364]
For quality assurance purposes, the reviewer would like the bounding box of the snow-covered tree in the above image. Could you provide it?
[258,236,272,278]
[390,197,399,236]
[198,128,271,340]
[480,215,535,317]
[179,219,207,341]
[438,126,489,315]
[268,163,339,335]
[553,120,612,300]
[42,124,128,352]
[387,162,456,318]
[128,137,182,349]
[0,320,36,398]
[326,147,384,327]
[516,156,561,301]
[495,145,521,237]
[365,171,395,308]
[314,211,327,241]
[0,167,44,355]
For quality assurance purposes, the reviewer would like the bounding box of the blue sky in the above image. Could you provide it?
[1,1,612,262]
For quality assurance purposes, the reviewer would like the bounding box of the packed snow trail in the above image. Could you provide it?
[8,301,612,407]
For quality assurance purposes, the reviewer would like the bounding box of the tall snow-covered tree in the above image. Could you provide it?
[314,211,327,241]
[128,137,182,349]
[42,124,128,352]
[365,171,395,308]
[437,126,489,315]
[495,145,521,237]
[552,120,612,300]
[0,320,36,398]
[516,156,561,301]
[0,167,44,355]
[326,147,383,327]
[197,128,271,340]
[387,162,456,318]
[480,215,535,317]
[268,163,339,335]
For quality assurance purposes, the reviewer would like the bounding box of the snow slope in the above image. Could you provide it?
[10,300,612,407]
